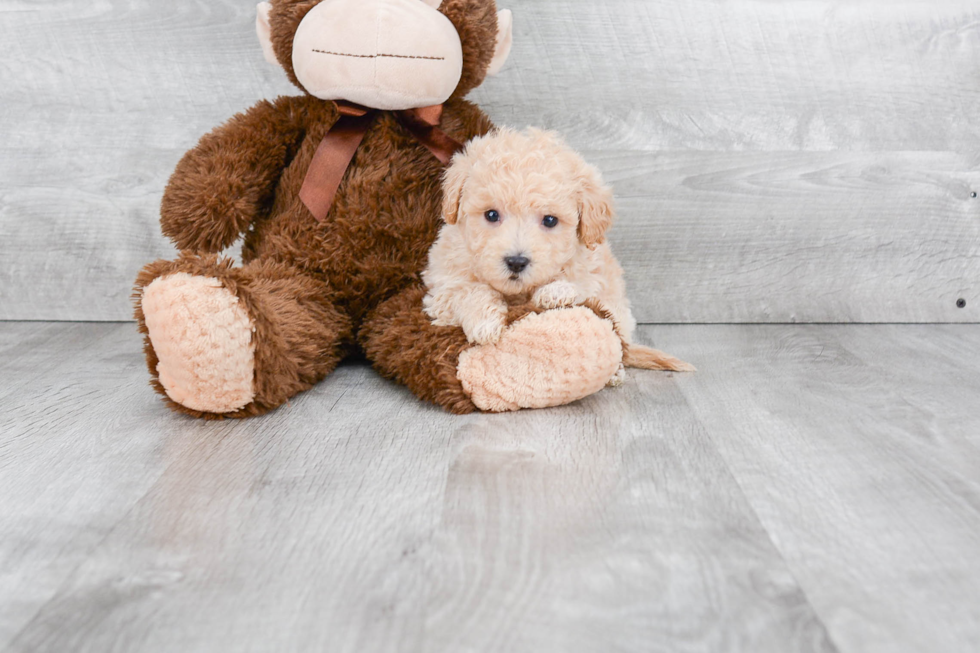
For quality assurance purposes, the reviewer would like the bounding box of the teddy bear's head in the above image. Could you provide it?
[256,0,513,110]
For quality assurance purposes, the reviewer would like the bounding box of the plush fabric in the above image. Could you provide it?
[288,0,465,109]
[142,273,255,413]
[263,0,501,104]
[360,285,477,414]
[486,9,513,76]
[134,0,624,418]
[457,306,623,412]
[135,254,353,419]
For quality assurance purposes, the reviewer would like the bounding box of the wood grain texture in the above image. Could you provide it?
[0,0,284,322]
[421,386,833,652]
[0,322,837,653]
[1,0,978,321]
[477,0,980,153]
[649,323,980,653]
[604,150,980,323]
[0,324,179,650]
[3,322,980,651]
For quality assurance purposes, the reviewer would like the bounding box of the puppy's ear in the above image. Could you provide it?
[441,150,472,225]
[576,161,615,249]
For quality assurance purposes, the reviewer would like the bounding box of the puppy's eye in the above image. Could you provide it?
[542,215,559,228]
[485,210,500,223]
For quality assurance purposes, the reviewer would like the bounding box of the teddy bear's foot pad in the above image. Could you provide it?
[457,306,622,412]
[142,273,255,414]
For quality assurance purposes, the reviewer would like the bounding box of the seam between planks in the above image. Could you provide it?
[1,475,170,653]
[647,333,847,653]
[1,423,266,652]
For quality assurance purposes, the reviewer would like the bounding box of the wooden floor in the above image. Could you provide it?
[2,322,978,653]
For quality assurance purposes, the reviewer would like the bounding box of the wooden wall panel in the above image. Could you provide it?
[481,0,980,153]
[605,151,980,323]
[0,0,977,321]
[0,0,289,321]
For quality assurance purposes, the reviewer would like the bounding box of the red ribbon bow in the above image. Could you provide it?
[299,102,465,223]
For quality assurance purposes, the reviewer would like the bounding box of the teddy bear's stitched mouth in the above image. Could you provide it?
[312,49,445,61]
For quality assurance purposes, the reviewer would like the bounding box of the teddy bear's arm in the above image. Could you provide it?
[160,96,322,252]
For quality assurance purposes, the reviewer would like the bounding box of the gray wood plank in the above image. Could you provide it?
[0,323,120,403]
[646,323,980,653]
[831,325,980,448]
[0,0,283,322]
[3,147,976,323]
[478,0,980,154]
[0,323,172,649]
[421,386,833,653]
[603,151,980,323]
[2,0,979,322]
[0,322,835,653]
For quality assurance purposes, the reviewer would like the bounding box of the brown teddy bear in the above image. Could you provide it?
[133,0,624,418]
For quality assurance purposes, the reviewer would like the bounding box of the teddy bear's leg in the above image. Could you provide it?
[360,286,623,414]
[134,254,352,418]
[455,301,624,412]
[360,286,478,414]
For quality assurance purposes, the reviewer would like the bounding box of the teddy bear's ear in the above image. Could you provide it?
[576,161,615,249]
[256,2,280,67]
[486,9,513,76]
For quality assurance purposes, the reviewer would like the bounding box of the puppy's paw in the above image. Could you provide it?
[466,317,506,345]
[606,363,626,387]
[533,280,579,310]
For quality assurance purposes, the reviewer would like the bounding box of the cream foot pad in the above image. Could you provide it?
[141,273,255,413]
[457,306,623,412]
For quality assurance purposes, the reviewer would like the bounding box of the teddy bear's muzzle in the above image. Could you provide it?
[290,0,464,110]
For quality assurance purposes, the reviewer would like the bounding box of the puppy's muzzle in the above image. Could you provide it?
[504,255,530,275]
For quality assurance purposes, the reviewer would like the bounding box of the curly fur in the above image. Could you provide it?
[423,128,633,340]
[423,127,695,373]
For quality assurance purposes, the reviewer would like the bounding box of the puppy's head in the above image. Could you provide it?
[441,127,614,295]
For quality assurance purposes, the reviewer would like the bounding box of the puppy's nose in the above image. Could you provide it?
[505,255,530,274]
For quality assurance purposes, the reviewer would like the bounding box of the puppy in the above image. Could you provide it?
[422,127,694,379]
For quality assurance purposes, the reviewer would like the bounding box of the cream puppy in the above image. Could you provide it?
[423,127,694,377]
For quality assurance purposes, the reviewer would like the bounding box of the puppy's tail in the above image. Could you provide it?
[624,345,696,372]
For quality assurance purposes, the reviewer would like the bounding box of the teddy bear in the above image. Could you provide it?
[133,0,625,418]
